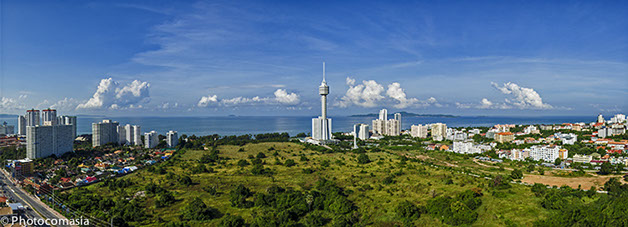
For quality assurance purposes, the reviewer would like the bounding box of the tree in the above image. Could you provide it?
[218,214,245,227]
[554,158,562,166]
[237,159,250,167]
[181,197,221,221]
[284,159,296,167]
[526,164,535,172]
[357,154,370,164]
[600,162,613,175]
[510,169,523,180]
[396,201,421,219]
[230,185,252,208]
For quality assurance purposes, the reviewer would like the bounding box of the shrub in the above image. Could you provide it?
[256,152,267,159]
[237,159,250,167]
[357,154,370,164]
[396,200,421,219]
[219,214,245,227]
[181,197,221,221]
[284,159,296,167]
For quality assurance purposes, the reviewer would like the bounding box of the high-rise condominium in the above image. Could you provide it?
[42,108,57,125]
[26,124,73,159]
[167,130,178,148]
[92,120,120,147]
[145,131,159,148]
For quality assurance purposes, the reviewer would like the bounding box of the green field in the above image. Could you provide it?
[58,142,561,226]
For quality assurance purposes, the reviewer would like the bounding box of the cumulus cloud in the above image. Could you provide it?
[338,77,438,108]
[274,89,300,104]
[197,89,300,107]
[0,97,25,110]
[197,95,218,107]
[491,82,552,109]
[338,78,385,107]
[50,98,81,110]
[479,98,493,109]
[386,82,419,108]
[77,78,151,110]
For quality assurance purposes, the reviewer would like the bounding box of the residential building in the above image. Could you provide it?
[430,123,447,141]
[41,108,57,125]
[132,125,142,146]
[372,119,385,135]
[530,145,564,162]
[312,63,332,141]
[10,159,33,177]
[555,133,577,145]
[524,125,540,134]
[510,149,530,161]
[117,125,127,145]
[59,116,77,139]
[355,124,369,140]
[26,124,73,159]
[145,131,159,148]
[610,114,626,124]
[495,132,514,143]
[26,109,40,127]
[394,113,401,134]
[572,154,592,163]
[0,122,14,135]
[452,141,483,154]
[385,118,401,136]
[92,120,120,147]
[597,114,605,123]
[410,124,428,138]
[167,130,178,148]
[17,116,26,135]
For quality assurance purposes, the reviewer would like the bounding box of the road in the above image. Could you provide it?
[0,169,71,227]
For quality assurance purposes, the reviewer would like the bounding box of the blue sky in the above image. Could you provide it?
[0,0,626,116]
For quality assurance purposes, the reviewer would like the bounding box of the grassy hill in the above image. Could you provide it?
[57,142,560,226]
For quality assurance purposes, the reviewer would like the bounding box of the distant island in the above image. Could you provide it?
[350,111,458,118]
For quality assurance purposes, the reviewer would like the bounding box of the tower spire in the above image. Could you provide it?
[322,62,326,82]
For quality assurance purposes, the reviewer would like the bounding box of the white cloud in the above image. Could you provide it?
[338,77,438,108]
[346,77,356,86]
[479,98,493,109]
[197,95,218,107]
[77,78,151,110]
[338,78,385,107]
[274,89,300,104]
[0,97,25,110]
[386,82,419,108]
[491,82,552,109]
[50,98,81,111]
[197,89,299,107]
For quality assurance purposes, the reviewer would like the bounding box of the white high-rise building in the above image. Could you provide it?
[597,114,605,123]
[117,125,127,145]
[410,124,428,138]
[92,120,120,147]
[394,113,401,134]
[379,109,388,122]
[145,131,159,148]
[386,119,401,136]
[42,108,57,125]
[26,124,73,159]
[59,116,77,138]
[133,125,142,146]
[26,109,40,127]
[372,119,385,135]
[312,63,332,141]
[430,123,447,141]
[610,114,626,124]
[18,115,26,135]
[358,124,370,140]
[167,130,178,148]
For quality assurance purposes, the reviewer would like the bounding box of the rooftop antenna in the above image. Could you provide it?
[322,62,326,82]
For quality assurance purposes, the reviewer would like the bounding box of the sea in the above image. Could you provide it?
[0,115,594,137]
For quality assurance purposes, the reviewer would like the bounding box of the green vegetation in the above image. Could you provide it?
[56,139,628,226]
